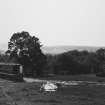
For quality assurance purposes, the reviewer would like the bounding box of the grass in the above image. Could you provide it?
[2,81,105,105]
[0,74,105,105]
[40,74,105,82]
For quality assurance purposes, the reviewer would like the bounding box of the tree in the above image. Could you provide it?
[96,48,105,61]
[54,52,79,75]
[96,48,105,72]
[7,31,46,76]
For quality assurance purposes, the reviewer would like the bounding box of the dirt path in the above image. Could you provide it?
[23,77,105,86]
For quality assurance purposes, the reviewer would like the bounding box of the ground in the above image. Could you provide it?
[0,75,105,105]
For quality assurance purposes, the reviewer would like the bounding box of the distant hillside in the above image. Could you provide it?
[0,43,7,54]
[0,43,104,55]
[0,43,7,51]
[41,45,105,54]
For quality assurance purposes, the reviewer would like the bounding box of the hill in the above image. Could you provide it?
[0,43,104,55]
[41,45,105,54]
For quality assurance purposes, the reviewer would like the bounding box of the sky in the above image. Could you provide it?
[0,0,105,50]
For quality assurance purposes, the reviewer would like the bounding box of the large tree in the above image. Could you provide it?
[7,31,46,76]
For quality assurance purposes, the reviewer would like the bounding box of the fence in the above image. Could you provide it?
[0,63,23,81]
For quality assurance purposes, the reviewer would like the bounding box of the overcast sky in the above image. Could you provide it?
[0,0,105,50]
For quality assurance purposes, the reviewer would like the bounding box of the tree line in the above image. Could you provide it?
[0,31,105,77]
[45,48,105,75]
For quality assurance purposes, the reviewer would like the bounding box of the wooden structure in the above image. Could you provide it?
[0,63,23,81]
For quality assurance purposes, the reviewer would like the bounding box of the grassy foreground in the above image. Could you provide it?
[0,75,105,105]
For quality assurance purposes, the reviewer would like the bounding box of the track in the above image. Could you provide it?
[24,78,105,86]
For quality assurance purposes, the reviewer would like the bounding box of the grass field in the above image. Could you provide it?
[0,75,105,105]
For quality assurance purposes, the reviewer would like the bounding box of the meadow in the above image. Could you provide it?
[0,74,105,105]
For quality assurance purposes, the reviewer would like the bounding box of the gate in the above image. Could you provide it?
[0,63,23,81]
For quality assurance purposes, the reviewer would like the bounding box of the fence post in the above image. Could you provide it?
[19,65,23,81]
